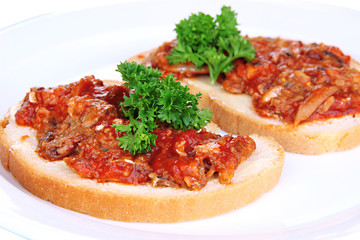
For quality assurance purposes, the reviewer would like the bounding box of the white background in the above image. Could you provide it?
[1,0,360,239]
[1,0,360,30]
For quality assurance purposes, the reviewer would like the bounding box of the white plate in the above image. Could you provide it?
[1,0,360,239]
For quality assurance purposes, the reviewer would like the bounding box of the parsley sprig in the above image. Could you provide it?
[167,6,256,84]
[113,61,212,154]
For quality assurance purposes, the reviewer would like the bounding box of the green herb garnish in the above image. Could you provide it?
[167,6,256,84]
[113,61,212,154]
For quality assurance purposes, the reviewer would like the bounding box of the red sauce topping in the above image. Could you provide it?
[151,37,360,124]
[15,76,255,190]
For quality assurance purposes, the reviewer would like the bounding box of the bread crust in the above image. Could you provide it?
[0,92,284,223]
[129,50,360,154]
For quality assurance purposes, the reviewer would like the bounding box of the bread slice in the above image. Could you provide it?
[129,50,360,155]
[0,95,284,223]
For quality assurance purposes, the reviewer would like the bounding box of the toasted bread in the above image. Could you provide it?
[129,50,360,154]
[0,82,284,223]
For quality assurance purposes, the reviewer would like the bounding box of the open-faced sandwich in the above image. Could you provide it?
[0,62,284,223]
[130,6,360,154]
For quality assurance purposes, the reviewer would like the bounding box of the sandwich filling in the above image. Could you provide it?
[150,37,360,125]
[15,76,255,190]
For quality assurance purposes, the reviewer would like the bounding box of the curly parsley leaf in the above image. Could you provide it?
[113,61,212,154]
[167,6,256,84]
[113,117,157,154]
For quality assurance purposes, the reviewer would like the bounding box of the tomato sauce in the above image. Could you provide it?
[151,37,360,124]
[15,76,256,190]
